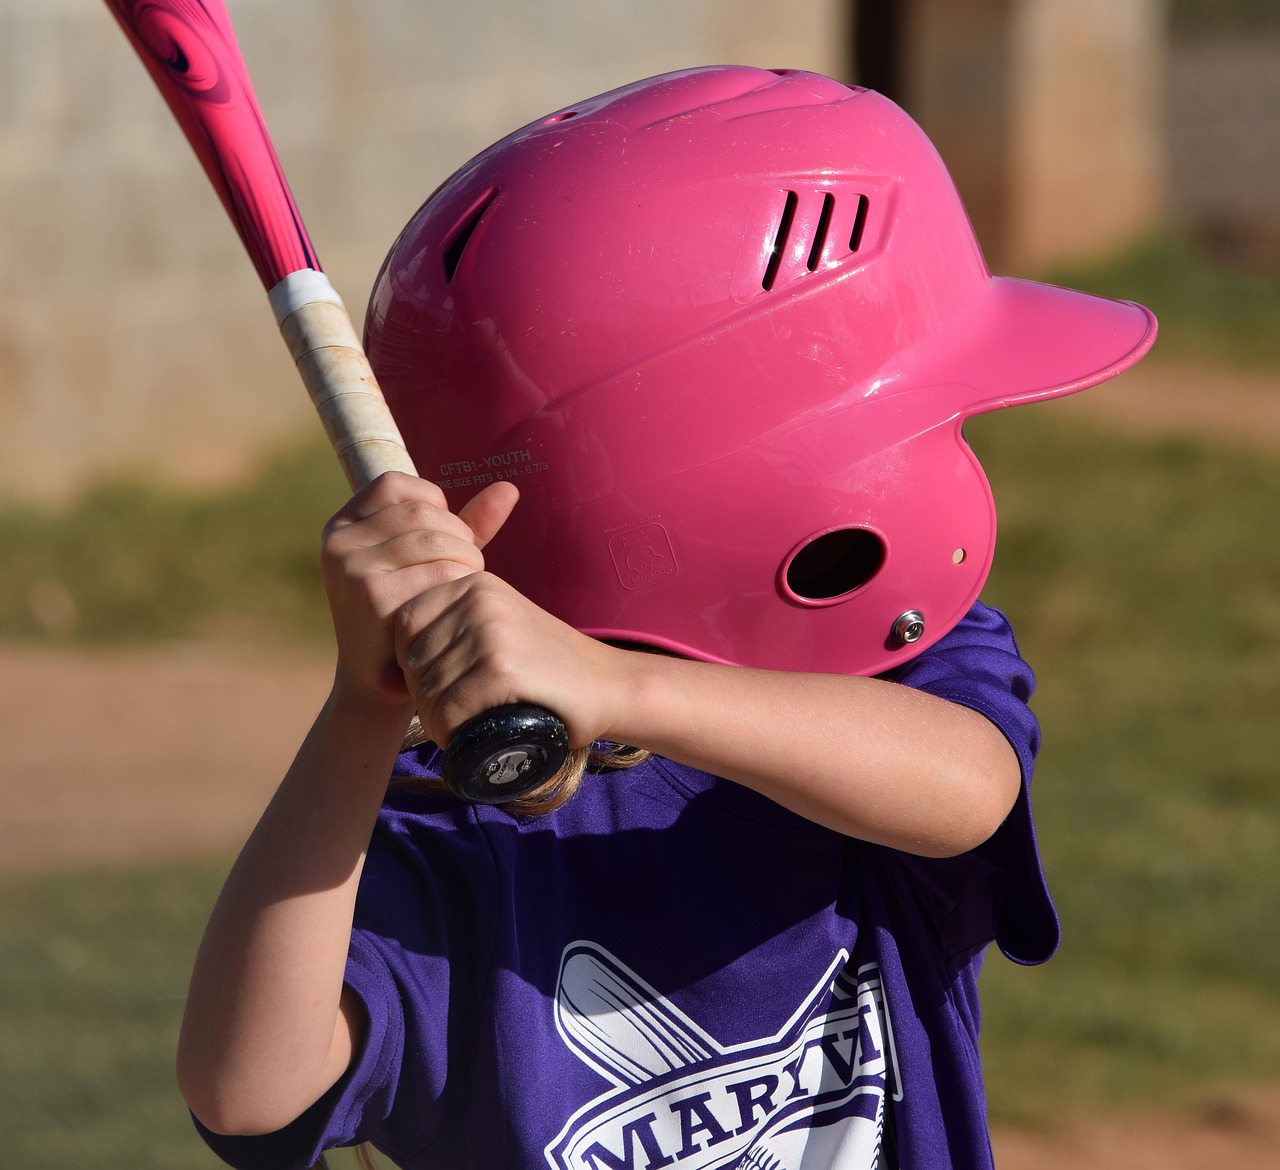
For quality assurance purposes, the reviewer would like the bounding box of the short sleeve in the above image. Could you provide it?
[194,788,500,1168]
[192,936,408,1170]
[886,601,1061,965]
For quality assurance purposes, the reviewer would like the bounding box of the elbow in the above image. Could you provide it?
[177,1062,232,1136]
[177,1029,241,1135]
[179,1090,303,1141]
[176,1036,218,1130]
[177,1050,303,1138]
[924,809,1011,859]
[176,1068,258,1139]
[176,1005,357,1136]
[924,756,1022,859]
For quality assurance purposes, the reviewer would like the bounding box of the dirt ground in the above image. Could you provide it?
[3,356,1279,1166]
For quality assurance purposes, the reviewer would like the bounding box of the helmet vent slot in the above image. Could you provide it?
[849,193,870,252]
[762,191,869,290]
[807,193,836,271]
[762,190,798,290]
[442,188,499,283]
[785,528,885,602]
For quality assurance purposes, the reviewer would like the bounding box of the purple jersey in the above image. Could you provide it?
[197,603,1058,1170]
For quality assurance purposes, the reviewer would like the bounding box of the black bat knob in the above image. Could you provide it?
[440,704,570,805]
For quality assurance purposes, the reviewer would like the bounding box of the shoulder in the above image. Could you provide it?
[886,601,1039,765]
[883,602,1060,965]
[888,601,1033,692]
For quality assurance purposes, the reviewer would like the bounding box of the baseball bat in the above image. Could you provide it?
[103,0,568,804]
[557,947,715,1085]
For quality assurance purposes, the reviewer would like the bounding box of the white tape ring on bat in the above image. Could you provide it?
[269,268,346,325]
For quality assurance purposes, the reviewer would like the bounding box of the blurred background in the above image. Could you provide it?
[2,0,1279,1165]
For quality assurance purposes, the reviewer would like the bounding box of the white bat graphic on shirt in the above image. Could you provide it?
[556,947,717,1084]
[551,944,896,1170]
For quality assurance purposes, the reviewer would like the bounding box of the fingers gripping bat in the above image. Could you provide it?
[103,0,568,804]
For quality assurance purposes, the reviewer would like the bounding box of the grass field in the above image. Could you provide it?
[2,235,1279,1160]
[972,408,1280,1120]
[0,440,348,646]
[0,863,222,1167]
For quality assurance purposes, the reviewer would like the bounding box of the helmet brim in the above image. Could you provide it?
[909,276,1158,416]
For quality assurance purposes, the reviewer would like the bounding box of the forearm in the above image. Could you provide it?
[604,652,1021,857]
[177,684,412,1135]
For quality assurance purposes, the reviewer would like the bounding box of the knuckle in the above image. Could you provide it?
[477,648,520,691]
[468,575,515,618]
[391,598,425,643]
[432,691,467,735]
[460,568,499,597]
[401,499,437,529]
[362,470,404,505]
[380,469,420,493]
[398,499,457,542]
[418,528,462,561]
[320,544,361,589]
[318,536,342,572]
[468,607,522,678]
[319,514,354,556]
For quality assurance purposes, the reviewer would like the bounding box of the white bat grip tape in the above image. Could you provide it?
[268,268,345,324]
[272,273,417,488]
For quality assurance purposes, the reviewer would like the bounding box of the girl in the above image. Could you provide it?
[177,67,1156,1169]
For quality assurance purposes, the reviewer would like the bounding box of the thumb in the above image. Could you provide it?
[457,481,520,550]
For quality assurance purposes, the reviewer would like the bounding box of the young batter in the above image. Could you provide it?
[178,67,1156,1170]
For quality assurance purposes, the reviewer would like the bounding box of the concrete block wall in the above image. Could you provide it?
[900,0,1166,273]
[1003,0,1166,272]
[1,0,846,499]
[1167,27,1280,268]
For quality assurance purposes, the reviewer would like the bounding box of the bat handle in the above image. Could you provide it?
[271,271,418,486]
[271,271,571,805]
[440,704,571,804]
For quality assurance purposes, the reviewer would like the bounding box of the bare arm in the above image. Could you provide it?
[405,604,1018,858]
[177,474,519,1135]
[389,480,1021,858]
[598,653,1020,857]
[176,688,409,1135]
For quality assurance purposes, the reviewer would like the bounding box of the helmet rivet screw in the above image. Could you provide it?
[892,610,926,645]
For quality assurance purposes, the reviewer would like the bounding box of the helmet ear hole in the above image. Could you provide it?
[784,528,886,603]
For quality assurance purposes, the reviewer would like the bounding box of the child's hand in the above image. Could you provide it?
[319,471,623,749]
[319,472,519,709]
[391,564,623,752]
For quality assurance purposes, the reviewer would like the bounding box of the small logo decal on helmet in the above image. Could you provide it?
[609,524,678,591]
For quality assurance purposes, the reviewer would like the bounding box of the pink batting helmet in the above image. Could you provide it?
[365,66,1156,677]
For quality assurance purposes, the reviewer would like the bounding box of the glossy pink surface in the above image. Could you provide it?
[366,66,1157,677]
[104,0,318,288]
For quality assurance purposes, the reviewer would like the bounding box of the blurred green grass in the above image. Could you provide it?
[0,439,348,645]
[970,408,1280,1122]
[0,861,376,1168]
[0,863,224,1167]
[3,233,1280,1155]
